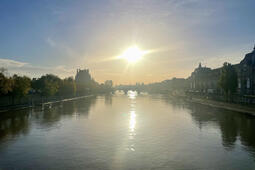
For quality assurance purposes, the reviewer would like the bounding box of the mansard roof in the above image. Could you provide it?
[240,47,255,66]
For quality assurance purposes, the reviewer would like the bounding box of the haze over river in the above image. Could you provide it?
[0,92,255,169]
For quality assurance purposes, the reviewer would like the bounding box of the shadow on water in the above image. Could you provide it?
[0,109,31,143]
[72,95,97,117]
[160,94,187,110]
[104,94,113,106]
[162,95,255,157]
[188,102,255,155]
[0,96,97,143]
[188,103,255,151]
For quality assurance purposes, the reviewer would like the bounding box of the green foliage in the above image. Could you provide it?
[59,77,76,96]
[76,82,89,95]
[219,62,238,96]
[12,75,31,97]
[75,76,100,95]
[32,74,61,96]
[0,73,13,96]
[0,67,114,99]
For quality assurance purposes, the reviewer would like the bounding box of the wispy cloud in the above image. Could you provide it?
[45,37,86,65]
[0,58,75,78]
[46,37,56,47]
[0,58,28,68]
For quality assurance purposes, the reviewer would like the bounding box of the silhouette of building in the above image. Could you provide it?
[237,45,255,95]
[189,45,255,95]
[75,69,92,84]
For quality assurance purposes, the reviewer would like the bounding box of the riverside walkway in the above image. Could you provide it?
[189,97,255,116]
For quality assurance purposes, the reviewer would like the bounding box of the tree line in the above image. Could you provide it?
[0,62,238,101]
[0,68,113,100]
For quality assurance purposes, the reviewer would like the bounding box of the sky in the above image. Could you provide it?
[0,0,255,84]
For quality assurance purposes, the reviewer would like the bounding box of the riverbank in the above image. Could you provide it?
[186,96,255,116]
[0,95,94,113]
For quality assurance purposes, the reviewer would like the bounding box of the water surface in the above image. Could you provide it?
[0,92,255,169]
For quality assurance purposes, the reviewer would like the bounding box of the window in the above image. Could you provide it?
[238,78,241,88]
[247,78,250,89]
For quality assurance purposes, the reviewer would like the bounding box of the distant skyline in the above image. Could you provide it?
[0,0,255,84]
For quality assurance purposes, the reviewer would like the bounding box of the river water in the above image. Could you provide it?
[0,91,255,170]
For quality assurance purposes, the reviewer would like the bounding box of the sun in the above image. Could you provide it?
[118,46,147,63]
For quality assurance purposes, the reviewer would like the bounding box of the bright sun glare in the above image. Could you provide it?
[118,46,147,63]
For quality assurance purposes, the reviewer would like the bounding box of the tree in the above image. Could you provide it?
[219,62,238,101]
[12,75,31,97]
[32,74,61,96]
[0,72,13,96]
[101,80,113,93]
[59,77,76,97]
[104,80,113,88]
[0,67,7,74]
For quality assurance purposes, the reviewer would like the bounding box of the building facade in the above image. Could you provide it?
[237,46,255,95]
[189,46,255,96]
[189,63,221,94]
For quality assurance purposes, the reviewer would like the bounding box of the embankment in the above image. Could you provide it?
[0,95,94,113]
[187,97,255,116]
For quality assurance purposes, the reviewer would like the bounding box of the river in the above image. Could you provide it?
[0,91,255,169]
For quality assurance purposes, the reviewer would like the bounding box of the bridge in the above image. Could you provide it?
[114,85,144,94]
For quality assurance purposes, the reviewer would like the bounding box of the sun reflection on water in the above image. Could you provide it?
[128,91,137,99]
[127,91,137,152]
[129,111,136,132]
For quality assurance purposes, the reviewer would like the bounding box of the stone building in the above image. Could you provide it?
[189,63,221,93]
[237,46,255,95]
[189,45,255,96]
[75,69,92,84]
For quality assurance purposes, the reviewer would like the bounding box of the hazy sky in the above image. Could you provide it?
[0,0,255,84]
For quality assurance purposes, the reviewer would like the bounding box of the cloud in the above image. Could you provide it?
[0,58,75,78]
[0,58,28,68]
[45,37,83,62]
[46,37,56,47]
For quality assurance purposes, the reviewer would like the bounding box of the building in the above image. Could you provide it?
[75,69,92,84]
[189,45,255,96]
[189,63,221,94]
[237,45,255,95]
